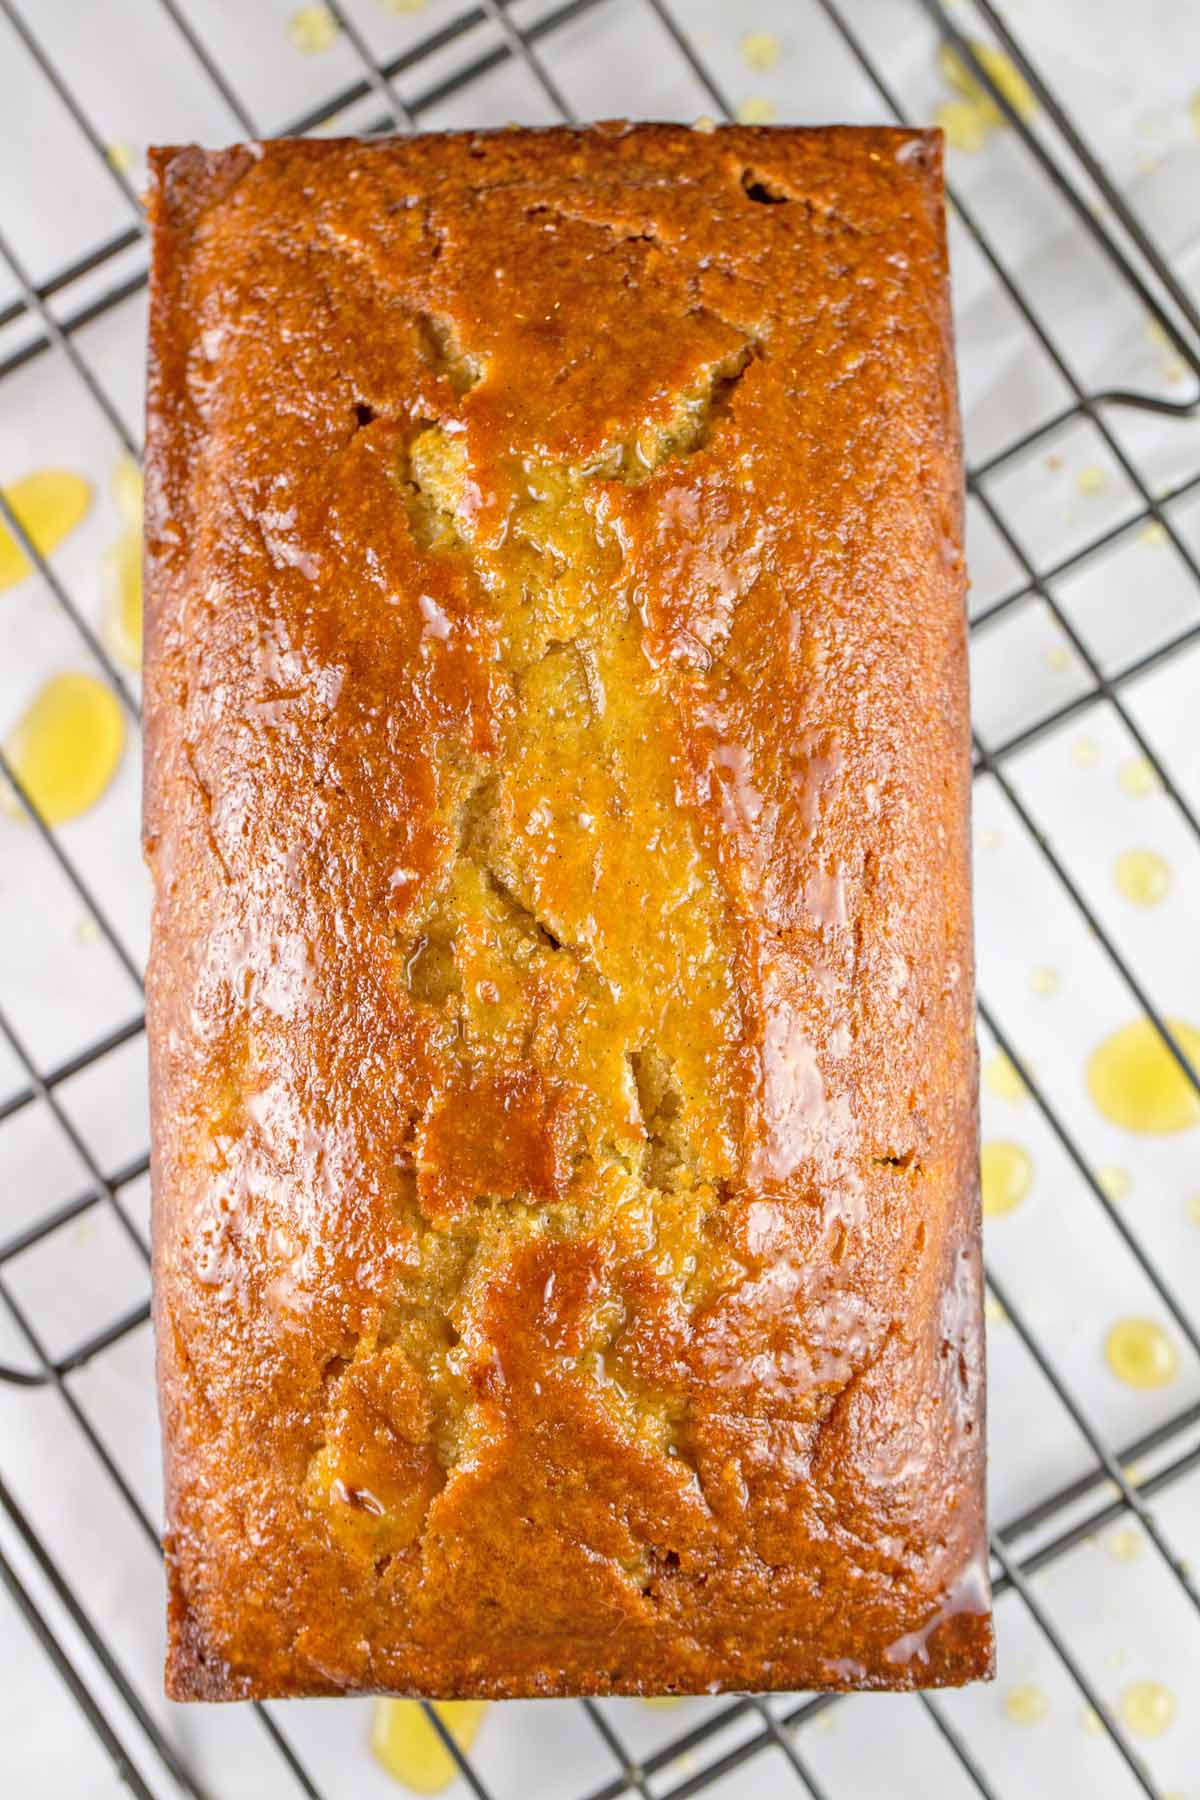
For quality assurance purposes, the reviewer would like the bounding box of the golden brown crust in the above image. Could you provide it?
[145,124,992,1701]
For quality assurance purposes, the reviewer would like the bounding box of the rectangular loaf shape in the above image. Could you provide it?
[145,125,992,1700]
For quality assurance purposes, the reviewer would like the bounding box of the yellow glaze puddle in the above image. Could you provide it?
[1004,1683,1049,1725]
[103,529,142,670]
[112,453,142,527]
[104,454,143,668]
[1,673,125,825]
[983,1050,1027,1104]
[1113,848,1170,907]
[1105,1318,1179,1391]
[1106,1526,1143,1562]
[980,1140,1033,1217]
[1118,755,1160,796]
[939,40,1037,118]
[371,1699,488,1793]
[1096,1165,1131,1203]
[1120,1680,1175,1739]
[0,470,91,589]
[737,97,777,124]
[740,32,781,71]
[935,39,1037,150]
[288,3,337,51]
[934,101,990,153]
[1087,1018,1200,1135]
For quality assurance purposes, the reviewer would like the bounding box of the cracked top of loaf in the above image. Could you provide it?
[144,124,992,1701]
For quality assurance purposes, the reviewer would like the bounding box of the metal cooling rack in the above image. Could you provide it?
[0,1,1198,1796]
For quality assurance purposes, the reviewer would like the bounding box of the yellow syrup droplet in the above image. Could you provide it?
[1139,521,1168,548]
[1072,737,1100,768]
[1120,1680,1175,1739]
[1081,1705,1104,1735]
[1030,964,1060,996]
[112,454,143,527]
[1106,1526,1144,1561]
[102,530,142,670]
[1105,1318,1179,1390]
[288,3,337,51]
[0,470,92,589]
[737,96,777,124]
[371,1699,488,1794]
[1097,1165,1131,1202]
[978,825,1003,849]
[1119,755,1161,796]
[983,1049,1027,1103]
[1004,1683,1049,1725]
[935,99,990,152]
[741,32,781,71]
[1045,644,1073,673]
[981,1141,1033,1217]
[1188,1194,1200,1225]
[379,0,427,11]
[1114,848,1171,907]
[106,140,135,175]
[641,1696,683,1708]
[938,40,1037,121]
[1076,465,1108,495]
[1087,1017,1200,1135]
[984,1293,1008,1326]
[2,673,125,825]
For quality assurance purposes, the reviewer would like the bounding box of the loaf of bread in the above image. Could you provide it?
[145,124,992,1700]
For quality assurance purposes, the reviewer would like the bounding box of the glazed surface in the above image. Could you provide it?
[144,124,992,1699]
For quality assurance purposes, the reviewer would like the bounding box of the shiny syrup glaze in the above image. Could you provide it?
[144,125,990,1700]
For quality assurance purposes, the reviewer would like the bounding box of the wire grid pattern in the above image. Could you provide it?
[0,0,1198,1795]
